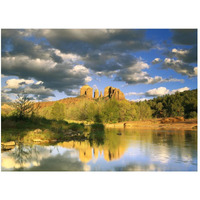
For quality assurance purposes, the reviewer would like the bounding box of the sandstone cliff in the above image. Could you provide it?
[94,89,99,99]
[80,85,125,100]
[104,86,125,100]
[80,85,93,98]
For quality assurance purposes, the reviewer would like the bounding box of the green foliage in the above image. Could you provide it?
[13,89,196,125]
[13,94,35,120]
[51,102,65,121]
[136,101,152,120]
[147,89,197,119]
[118,100,138,121]
[101,99,120,123]
[68,123,84,132]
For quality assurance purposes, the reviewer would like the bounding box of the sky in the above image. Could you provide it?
[1,29,197,102]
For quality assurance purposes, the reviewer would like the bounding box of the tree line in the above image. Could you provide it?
[47,89,197,123]
[2,89,197,123]
[147,89,197,119]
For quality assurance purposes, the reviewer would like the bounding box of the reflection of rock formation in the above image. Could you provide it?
[103,147,126,162]
[58,134,127,163]
[94,89,99,99]
[80,85,93,98]
[104,86,125,100]
[59,141,93,163]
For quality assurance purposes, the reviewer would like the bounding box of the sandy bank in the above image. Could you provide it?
[105,118,197,130]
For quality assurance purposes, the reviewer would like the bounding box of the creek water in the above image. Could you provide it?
[1,128,197,171]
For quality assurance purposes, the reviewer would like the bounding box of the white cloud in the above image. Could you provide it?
[146,87,170,97]
[115,60,183,85]
[71,65,89,74]
[125,92,144,96]
[92,85,98,90]
[1,92,13,102]
[35,81,44,85]
[2,55,91,97]
[85,76,92,82]
[128,86,190,100]
[163,58,197,77]
[133,98,149,102]
[152,58,162,64]
[5,78,34,89]
[194,67,198,76]
[171,87,190,94]
[172,48,189,55]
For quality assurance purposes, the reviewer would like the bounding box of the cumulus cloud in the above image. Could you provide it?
[1,92,13,102]
[1,55,91,96]
[126,86,190,99]
[4,78,34,89]
[1,29,196,101]
[145,87,170,97]
[33,29,153,55]
[84,76,92,83]
[163,58,197,77]
[171,29,197,45]
[2,29,53,60]
[171,46,197,63]
[114,60,183,85]
[152,58,162,64]
[171,87,190,94]
[2,78,55,101]
[132,98,149,102]
[125,92,144,96]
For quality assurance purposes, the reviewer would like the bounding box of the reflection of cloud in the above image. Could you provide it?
[115,163,162,171]
[1,145,51,170]
[150,147,170,164]
[1,145,91,171]
[26,150,90,171]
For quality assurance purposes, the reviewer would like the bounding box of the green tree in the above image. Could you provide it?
[51,102,65,121]
[102,99,120,123]
[136,101,152,120]
[14,94,35,120]
[118,100,137,121]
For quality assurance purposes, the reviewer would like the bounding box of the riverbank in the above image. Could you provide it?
[105,118,197,130]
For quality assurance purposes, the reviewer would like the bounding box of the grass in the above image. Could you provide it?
[1,115,86,143]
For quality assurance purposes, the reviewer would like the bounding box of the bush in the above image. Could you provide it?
[69,123,84,132]
[188,111,197,119]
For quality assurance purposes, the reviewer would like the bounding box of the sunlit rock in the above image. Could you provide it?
[104,86,125,100]
[80,85,93,98]
[94,89,99,99]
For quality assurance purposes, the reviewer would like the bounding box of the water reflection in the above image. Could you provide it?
[1,129,197,171]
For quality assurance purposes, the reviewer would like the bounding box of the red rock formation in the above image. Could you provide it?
[104,86,125,100]
[94,89,99,99]
[100,91,103,98]
[80,85,93,98]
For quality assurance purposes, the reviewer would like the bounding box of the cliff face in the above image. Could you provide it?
[104,86,125,100]
[94,89,99,99]
[80,85,93,98]
[80,85,125,100]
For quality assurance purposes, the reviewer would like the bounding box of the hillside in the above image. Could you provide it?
[1,89,197,123]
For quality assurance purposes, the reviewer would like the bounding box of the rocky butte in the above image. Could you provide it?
[80,85,125,100]
[80,85,93,99]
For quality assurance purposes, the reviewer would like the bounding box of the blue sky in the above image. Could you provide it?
[1,29,197,102]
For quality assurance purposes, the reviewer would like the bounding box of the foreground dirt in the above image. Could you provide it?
[105,118,197,130]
